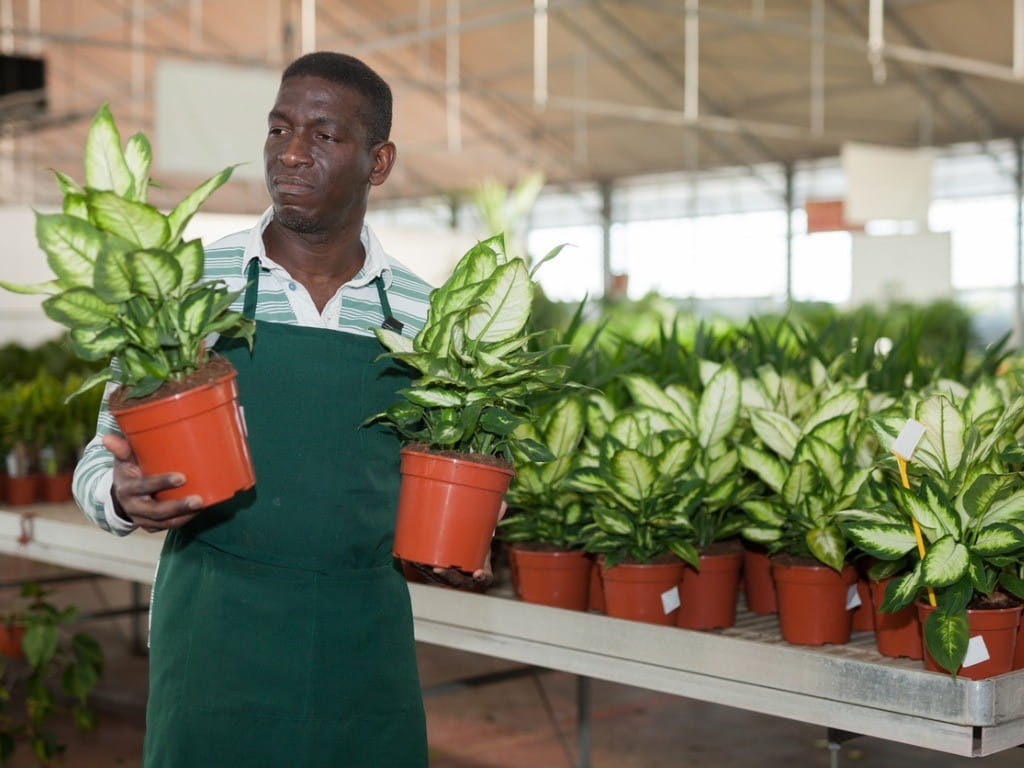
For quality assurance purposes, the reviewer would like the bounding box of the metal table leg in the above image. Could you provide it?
[577,675,591,768]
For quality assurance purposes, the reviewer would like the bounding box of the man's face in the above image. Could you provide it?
[264,75,381,234]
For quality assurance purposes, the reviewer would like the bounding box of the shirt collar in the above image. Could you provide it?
[242,206,393,289]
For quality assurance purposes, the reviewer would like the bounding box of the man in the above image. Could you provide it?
[73,52,436,767]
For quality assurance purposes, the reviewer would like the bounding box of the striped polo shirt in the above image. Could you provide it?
[73,207,433,535]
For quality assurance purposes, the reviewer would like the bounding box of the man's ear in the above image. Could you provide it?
[369,141,397,187]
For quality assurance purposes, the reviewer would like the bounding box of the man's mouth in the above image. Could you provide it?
[273,176,314,195]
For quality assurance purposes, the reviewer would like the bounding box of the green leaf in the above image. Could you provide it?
[129,249,182,299]
[973,523,1024,556]
[668,539,699,568]
[962,474,1015,520]
[43,288,117,329]
[174,238,205,290]
[740,524,782,543]
[924,608,969,675]
[166,165,235,244]
[480,407,522,436]
[916,395,965,478]
[749,408,799,461]
[782,461,815,508]
[881,561,922,612]
[919,479,961,538]
[543,397,586,458]
[806,525,846,571]
[375,326,416,355]
[1001,570,1024,600]
[939,576,974,614]
[93,244,134,302]
[22,624,58,668]
[608,450,656,502]
[794,435,842,493]
[737,445,787,494]
[516,438,555,463]
[84,103,133,195]
[401,388,463,408]
[87,190,169,248]
[123,131,152,201]
[465,259,532,342]
[696,363,740,449]
[742,500,786,527]
[842,522,917,560]
[982,488,1024,526]
[0,278,63,295]
[921,536,969,587]
[69,327,129,361]
[593,507,634,536]
[35,212,104,288]
[658,439,696,477]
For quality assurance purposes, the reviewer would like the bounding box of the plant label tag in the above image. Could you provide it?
[661,586,681,615]
[893,419,926,460]
[962,635,991,668]
[846,583,862,610]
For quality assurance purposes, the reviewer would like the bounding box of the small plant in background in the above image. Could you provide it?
[0,583,104,766]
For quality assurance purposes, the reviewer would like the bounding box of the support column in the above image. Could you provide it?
[1015,137,1023,346]
[600,180,613,299]
[784,163,795,307]
[576,676,591,768]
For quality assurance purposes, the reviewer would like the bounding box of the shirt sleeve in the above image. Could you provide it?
[72,381,138,536]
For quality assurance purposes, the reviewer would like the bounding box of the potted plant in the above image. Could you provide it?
[616,365,750,629]
[566,401,703,626]
[849,385,1024,677]
[499,395,592,610]
[0,380,41,507]
[0,582,105,764]
[369,235,564,573]
[0,105,255,507]
[739,385,871,645]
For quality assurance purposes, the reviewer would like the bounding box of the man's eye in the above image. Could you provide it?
[318,133,337,142]
[268,127,286,136]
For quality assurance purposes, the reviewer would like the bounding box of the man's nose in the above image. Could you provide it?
[280,132,312,166]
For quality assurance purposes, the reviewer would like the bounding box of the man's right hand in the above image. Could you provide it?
[102,434,203,532]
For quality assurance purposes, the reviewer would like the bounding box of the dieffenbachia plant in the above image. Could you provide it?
[499,395,591,548]
[369,234,564,463]
[0,105,254,400]
[620,365,752,550]
[566,389,703,568]
[738,383,872,571]
[840,382,1024,674]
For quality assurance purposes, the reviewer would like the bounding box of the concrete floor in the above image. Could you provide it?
[0,557,1022,768]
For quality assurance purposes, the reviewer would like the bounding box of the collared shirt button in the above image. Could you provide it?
[288,281,297,291]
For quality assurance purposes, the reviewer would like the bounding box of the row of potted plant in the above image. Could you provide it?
[0,370,103,506]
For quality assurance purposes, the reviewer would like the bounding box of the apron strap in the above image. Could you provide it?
[374,276,404,335]
[243,258,262,321]
[243,257,403,336]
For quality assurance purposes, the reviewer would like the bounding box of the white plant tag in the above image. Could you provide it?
[661,586,681,614]
[893,419,926,460]
[846,583,862,610]
[962,635,991,668]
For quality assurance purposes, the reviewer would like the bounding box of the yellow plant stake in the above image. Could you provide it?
[892,419,936,607]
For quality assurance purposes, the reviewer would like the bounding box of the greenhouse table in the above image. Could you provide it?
[2,503,1023,759]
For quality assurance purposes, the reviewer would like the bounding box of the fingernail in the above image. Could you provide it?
[187,496,203,510]
[171,475,186,487]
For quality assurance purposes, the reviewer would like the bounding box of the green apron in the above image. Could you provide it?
[143,259,427,767]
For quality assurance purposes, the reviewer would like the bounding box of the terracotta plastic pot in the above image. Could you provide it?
[588,560,605,613]
[678,550,743,630]
[38,474,74,503]
[1015,617,1024,671]
[742,547,777,614]
[869,578,922,660]
[392,448,513,572]
[112,369,254,507]
[918,601,1023,679]
[772,561,857,646]
[601,558,684,626]
[512,546,591,611]
[0,625,24,658]
[507,547,521,598]
[5,475,39,507]
[851,577,875,631]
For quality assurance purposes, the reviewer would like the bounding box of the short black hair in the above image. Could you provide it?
[281,52,392,146]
